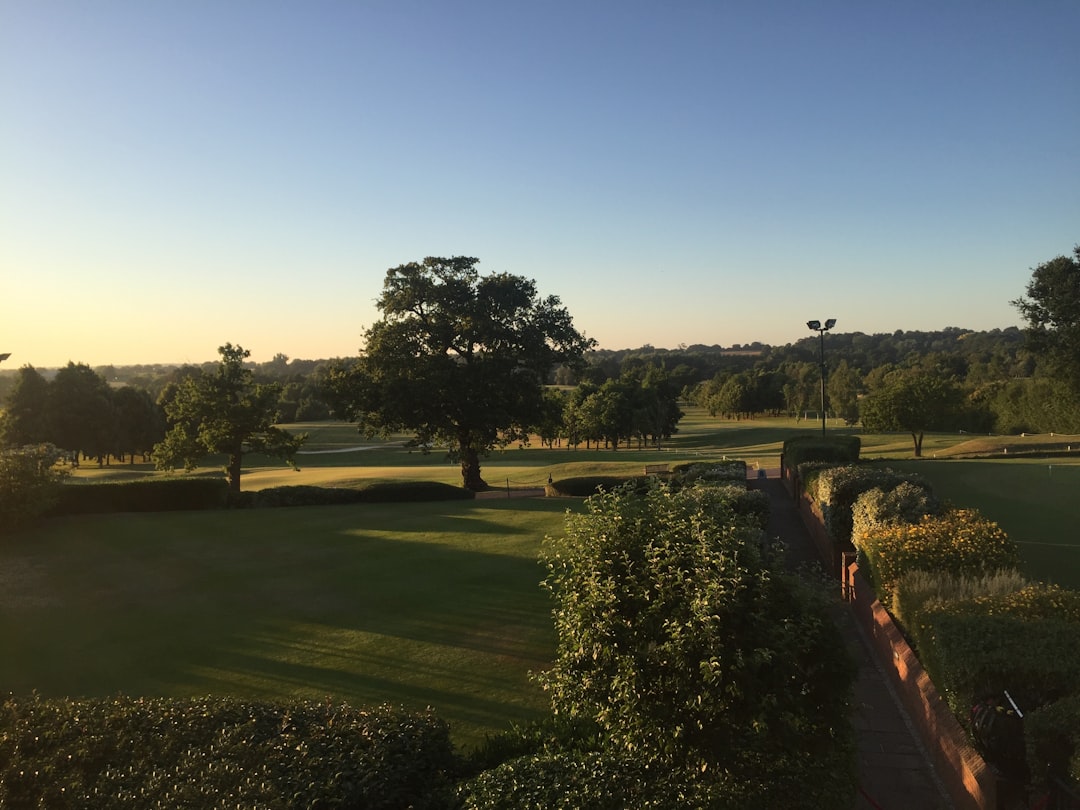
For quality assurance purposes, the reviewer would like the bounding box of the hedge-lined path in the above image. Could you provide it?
[753,475,955,810]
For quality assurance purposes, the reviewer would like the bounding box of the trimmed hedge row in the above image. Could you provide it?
[782,435,861,469]
[799,463,1080,793]
[241,481,474,508]
[48,477,230,515]
[0,695,457,810]
[46,479,474,516]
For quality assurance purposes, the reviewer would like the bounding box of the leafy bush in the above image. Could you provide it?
[545,475,634,497]
[0,695,458,810]
[1025,694,1080,786]
[458,748,856,810]
[251,484,366,508]
[706,483,770,529]
[943,582,1080,623]
[671,460,747,485]
[814,465,928,550]
[892,568,1028,627]
[538,482,855,782]
[0,443,66,532]
[48,476,230,516]
[851,480,941,546]
[909,611,1080,722]
[359,480,475,502]
[855,508,1019,606]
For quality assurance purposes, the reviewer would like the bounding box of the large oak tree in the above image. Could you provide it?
[153,344,305,495]
[323,257,594,490]
[1012,245,1080,396]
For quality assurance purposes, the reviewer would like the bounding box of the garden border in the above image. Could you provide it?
[783,465,1000,810]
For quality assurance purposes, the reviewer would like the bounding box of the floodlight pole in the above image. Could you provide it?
[806,320,836,438]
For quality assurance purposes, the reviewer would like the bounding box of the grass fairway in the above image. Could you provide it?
[0,497,581,750]
[880,458,1080,590]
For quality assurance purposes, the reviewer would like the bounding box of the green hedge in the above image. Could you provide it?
[48,477,230,515]
[359,480,474,503]
[813,465,929,550]
[855,508,1019,607]
[545,476,635,497]
[0,695,458,810]
[458,749,855,810]
[671,460,747,485]
[1025,694,1080,786]
[246,481,474,507]
[910,611,1080,723]
[782,435,860,470]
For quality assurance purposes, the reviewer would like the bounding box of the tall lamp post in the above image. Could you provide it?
[806,319,836,437]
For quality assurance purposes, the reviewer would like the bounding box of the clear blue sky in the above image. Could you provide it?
[2,1,1078,367]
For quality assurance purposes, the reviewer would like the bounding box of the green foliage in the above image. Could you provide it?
[0,695,458,810]
[671,459,747,485]
[781,435,861,469]
[0,444,66,532]
[814,464,927,549]
[1013,245,1080,398]
[154,344,305,495]
[1025,694,1080,786]
[321,257,594,490]
[247,484,366,508]
[48,477,230,515]
[459,738,856,809]
[855,508,1019,606]
[859,371,964,457]
[545,475,634,497]
[850,480,941,546]
[358,480,475,503]
[539,482,855,782]
[909,611,1080,721]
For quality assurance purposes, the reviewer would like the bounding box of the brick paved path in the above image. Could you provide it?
[753,475,954,810]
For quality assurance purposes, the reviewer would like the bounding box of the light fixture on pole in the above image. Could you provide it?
[806,319,836,437]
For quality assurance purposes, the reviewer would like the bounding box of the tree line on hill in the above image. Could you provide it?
[1,246,1078,490]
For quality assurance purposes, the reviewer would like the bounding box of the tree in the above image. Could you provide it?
[48,363,117,464]
[112,386,166,463]
[827,360,862,425]
[0,443,66,532]
[323,257,594,490]
[153,344,305,496]
[1012,245,1080,396]
[0,366,51,447]
[859,371,963,457]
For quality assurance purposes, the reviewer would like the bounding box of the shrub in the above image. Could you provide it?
[0,695,458,810]
[360,481,474,502]
[545,475,634,497]
[0,443,66,532]
[458,749,856,810]
[539,482,855,780]
[892,568,1028,627]
[49,476,229,516]
[909,611,1080,721]
[851,481,941,546]
[1025,694,1080,786]
[252,484,366,508]
[671,460,747,486]
[945,582,1080,623]
[707,483,770,529]
[815,465,929,550]
[855,508,1019,606]
[782,435,861,470]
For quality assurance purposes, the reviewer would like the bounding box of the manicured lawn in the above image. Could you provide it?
[882,458,1080,589]
[0,497,581,750]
